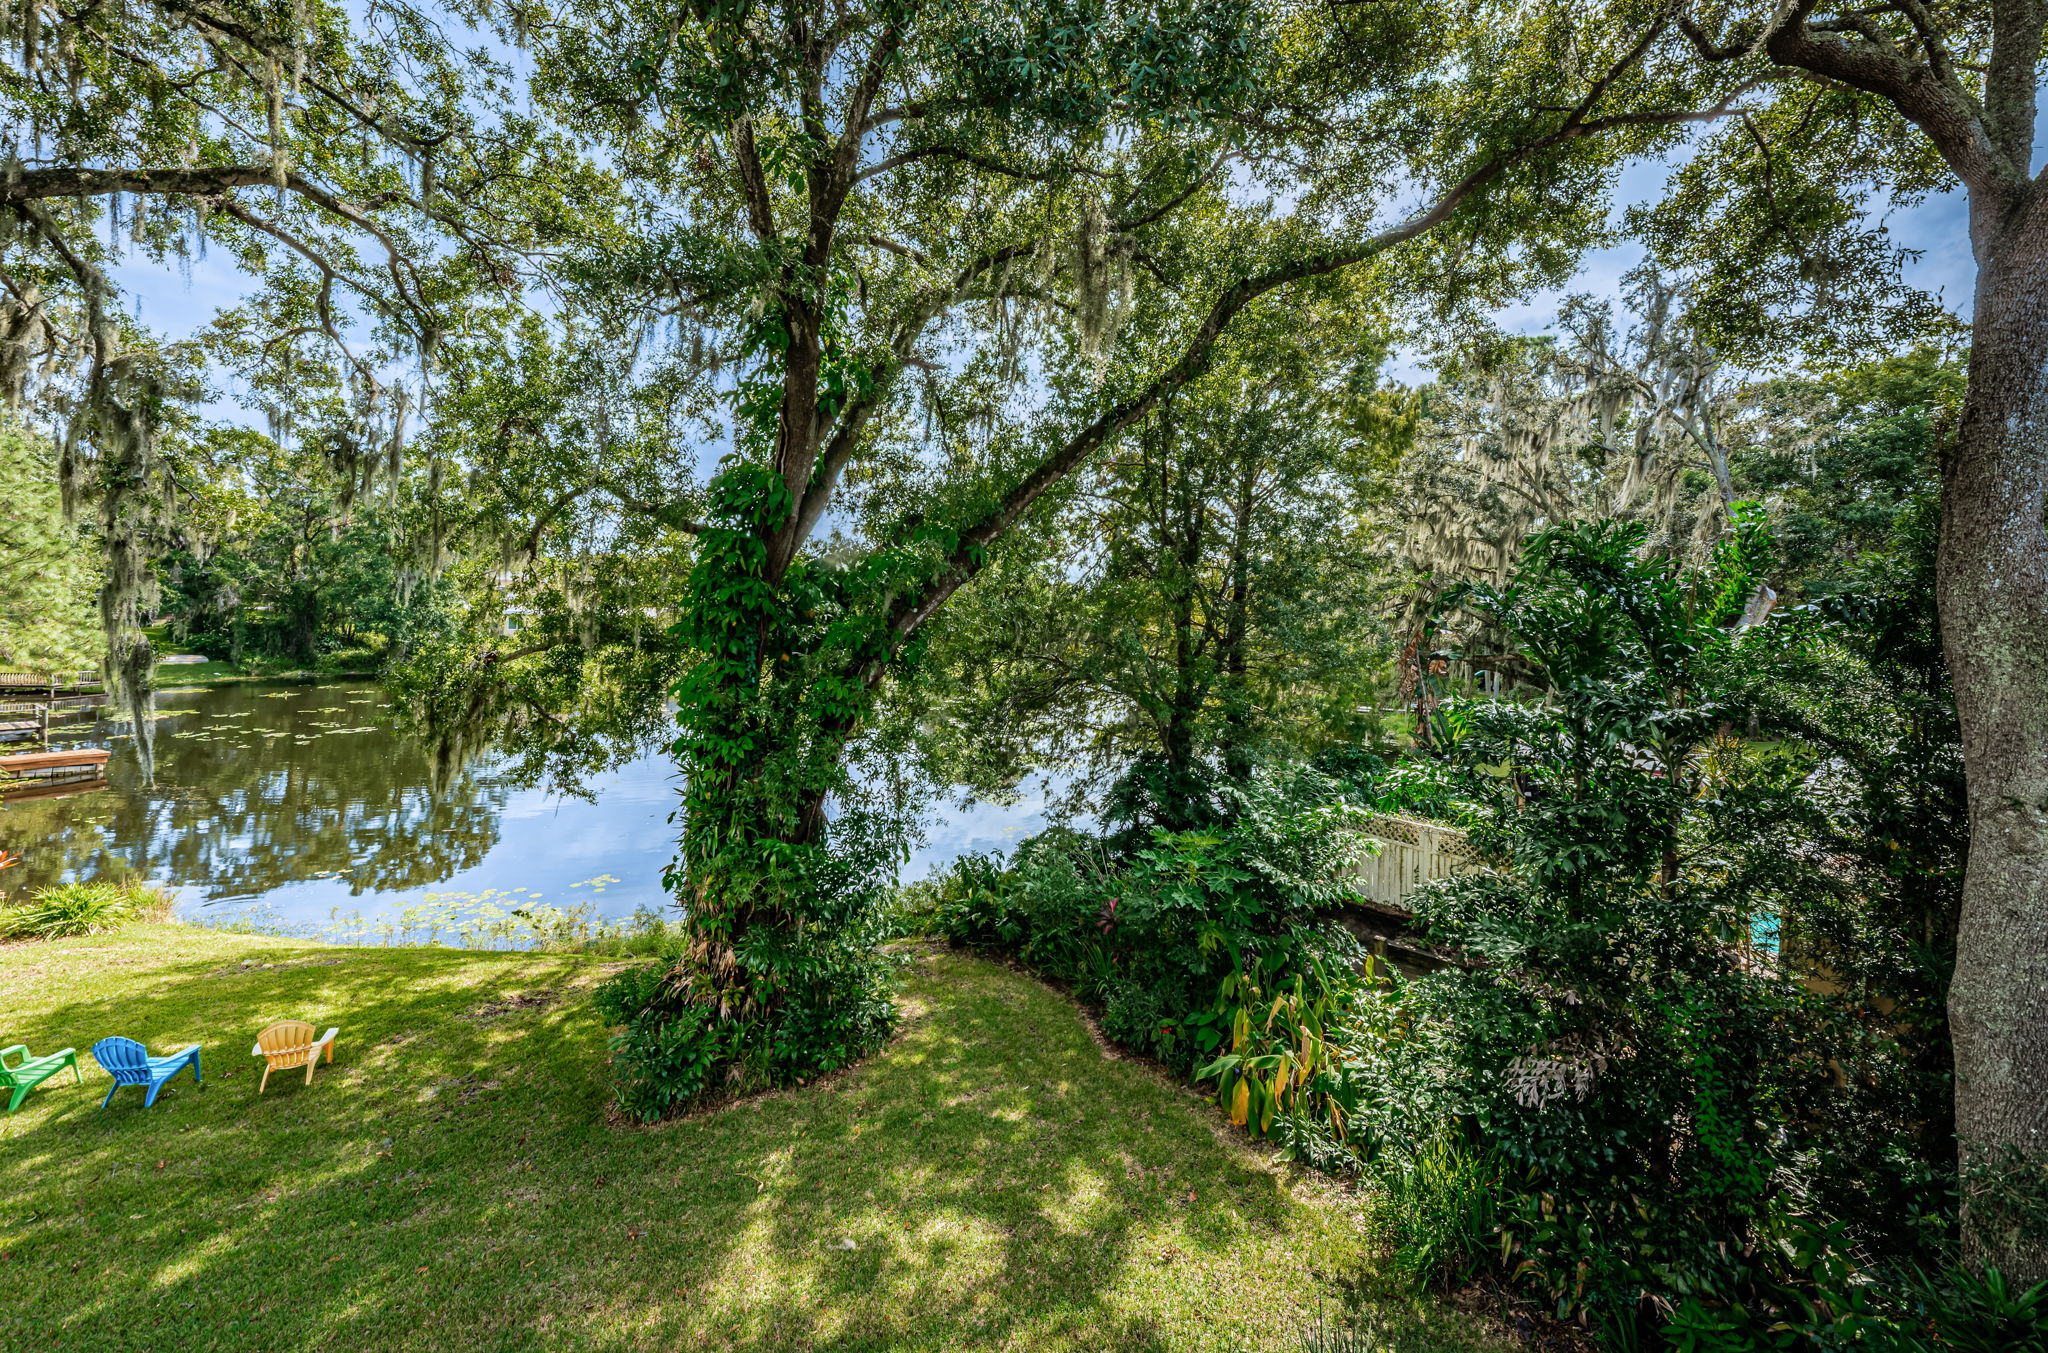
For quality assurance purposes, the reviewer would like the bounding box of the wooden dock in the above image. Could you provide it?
[0,700,100,747]
[0,748,112,779]
[2,694,101,712]
[0,673,114,787]
[0,774,109,803]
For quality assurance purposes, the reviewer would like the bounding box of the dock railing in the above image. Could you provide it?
[0,670,103,694]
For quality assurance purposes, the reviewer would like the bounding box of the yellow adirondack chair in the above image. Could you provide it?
[251,1021,338,1093]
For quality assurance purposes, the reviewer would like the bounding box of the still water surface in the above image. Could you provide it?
[0,680,1048,931]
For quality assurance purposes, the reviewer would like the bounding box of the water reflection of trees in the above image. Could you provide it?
[0,682,513,899]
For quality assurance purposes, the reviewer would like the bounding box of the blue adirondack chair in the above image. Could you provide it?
[90,1037,202,1109]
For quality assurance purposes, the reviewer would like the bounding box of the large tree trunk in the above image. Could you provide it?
[1941,192,2048,1281]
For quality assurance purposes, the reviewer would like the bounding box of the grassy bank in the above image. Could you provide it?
[142,625,383,687]
[151,659,380,688]
[0,927,1498,1353]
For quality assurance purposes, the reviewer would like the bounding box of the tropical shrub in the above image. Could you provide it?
[1371,1134,1506,1291]
[594,906,899,1123]
[1913,1266,2048,1353]
[931,765,1374,1158]
[1346,513,1973,1345]
[1194,951,1362,1153]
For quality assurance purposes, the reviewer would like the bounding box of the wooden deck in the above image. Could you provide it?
[1338,814,1479,976]
[0,695,99,713]
[1346,813,1477,909]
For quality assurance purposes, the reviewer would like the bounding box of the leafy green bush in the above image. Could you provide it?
[593,880,901,1123]
[930,766,1373,1154]
[1349,514,1967,1344]
[1915,1266,2048,1353]
[1660,1250,2048,1353]
[920,849,1022,947]
[593,960,740,1121]
[1,879,177,940]
[1372,1134,1505,1291]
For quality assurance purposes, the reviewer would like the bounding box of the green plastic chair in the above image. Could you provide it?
[1,1044,82,1113]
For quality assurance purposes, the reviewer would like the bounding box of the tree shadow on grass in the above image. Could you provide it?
[1,938,1376,1352]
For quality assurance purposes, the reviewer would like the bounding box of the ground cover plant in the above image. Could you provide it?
[0,879,176,941]
[0,924,1506,1353]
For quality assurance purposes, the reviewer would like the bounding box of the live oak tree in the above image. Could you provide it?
[382,320,709,793]
[1382,278,1775,722]
[513,0,1775,1108]
[1645,0,2048,1278]
[1,0,597,756]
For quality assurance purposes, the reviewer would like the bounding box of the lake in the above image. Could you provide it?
[0,680,1053,935]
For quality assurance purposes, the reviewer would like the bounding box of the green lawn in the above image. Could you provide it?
[0,927,1499,1352]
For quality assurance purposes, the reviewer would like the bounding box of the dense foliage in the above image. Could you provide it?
[0,878,176,939]
[923,507,2018,1347]
[1362,517,1941,1342]
[911,359,2024,1343]
[13,0,2048,1325]
[0,420,100,671]
[917,305,1409,823]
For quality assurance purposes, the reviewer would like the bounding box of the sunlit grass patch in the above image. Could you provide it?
[0,927,1505,1352]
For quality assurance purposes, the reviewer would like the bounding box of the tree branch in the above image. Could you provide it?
[1113,151,1234,233]
[785,241,1044,549]
[7,200,115,367]
[849,232,933,267]
[862,92,1758,677]
[832,22,904,187]
[595,481,706,533]
[209,199,393,377]
[732,119,778,239]
[1,165,283,203]
[1714,1,2018,198]
[854,145,1056,186]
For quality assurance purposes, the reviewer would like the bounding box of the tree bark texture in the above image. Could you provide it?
[1941,188,2048,1279]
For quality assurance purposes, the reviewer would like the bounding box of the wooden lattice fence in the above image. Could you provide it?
[1347,813,1479,911]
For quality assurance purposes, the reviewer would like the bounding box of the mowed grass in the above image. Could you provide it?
[0,926,1502,1353]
